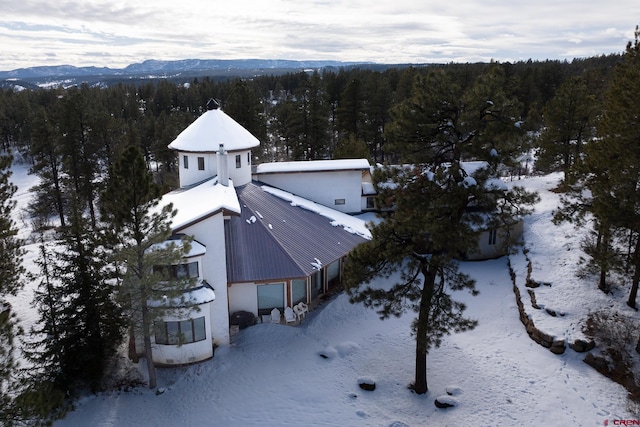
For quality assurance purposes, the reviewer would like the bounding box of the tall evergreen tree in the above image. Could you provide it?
[17,232,69,424]
[29,106,66,227]
[590,27,640,308]
[223,79,267,145]
[25,193,124,397]
[344,70,538,394]
[101,145,191,389]
[554,28,640,302]
[0,154,25,425]
[536,76,596,184]
[57,85,104,227]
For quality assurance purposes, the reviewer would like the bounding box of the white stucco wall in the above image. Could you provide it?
[256,169,363,213]
[151,303,214,365]
[181,213,231,345]
[178,152,217,188]
[228,282,259,315]
[177,149,252,188]
[225,149,252,187]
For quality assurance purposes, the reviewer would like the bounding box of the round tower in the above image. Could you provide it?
[168,100,260,188]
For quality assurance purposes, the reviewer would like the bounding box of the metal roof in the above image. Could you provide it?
[225,182,368,283]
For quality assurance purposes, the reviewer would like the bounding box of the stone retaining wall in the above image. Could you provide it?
[507,256,566,354]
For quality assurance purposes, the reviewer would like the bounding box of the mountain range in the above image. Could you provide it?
[0,58,389,89]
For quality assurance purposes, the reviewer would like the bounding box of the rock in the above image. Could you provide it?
[434,395,457,408]
[570,338,596,353]
[358,376,376,391]
[550,339,566,354]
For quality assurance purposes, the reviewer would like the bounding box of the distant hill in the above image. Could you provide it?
[0,58,392,89]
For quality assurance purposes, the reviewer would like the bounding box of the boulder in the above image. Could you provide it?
[549,339,566,355]
[434,395,457,408]
[570,338,596,353]
[358,376,376,391]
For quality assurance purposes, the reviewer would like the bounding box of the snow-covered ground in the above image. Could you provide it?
[6,161,638,426]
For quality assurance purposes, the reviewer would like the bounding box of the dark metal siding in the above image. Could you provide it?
[225,182,367,283]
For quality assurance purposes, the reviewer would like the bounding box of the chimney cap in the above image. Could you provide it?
[206,98,220,110]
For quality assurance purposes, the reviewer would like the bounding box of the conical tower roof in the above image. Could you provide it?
[168,101,260,152]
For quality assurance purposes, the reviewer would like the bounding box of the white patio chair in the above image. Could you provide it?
[284,306,297,324]
[297,302,309,318]
[270,308,281,324]
[293,304,303,321]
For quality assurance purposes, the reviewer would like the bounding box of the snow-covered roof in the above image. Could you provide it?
[148,237,207,258]
[255,158,370,174]
[158,177,241,232]
[261,186,371,239]
[148,282,216,308]
[168,108,260,153]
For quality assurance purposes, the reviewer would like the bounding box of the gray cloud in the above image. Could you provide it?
[0,0,638,70]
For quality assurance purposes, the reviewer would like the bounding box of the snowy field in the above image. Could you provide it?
[6,160,638,426]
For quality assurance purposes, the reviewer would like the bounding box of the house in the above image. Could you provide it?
[138,101,521,366]
[140,101,371,366]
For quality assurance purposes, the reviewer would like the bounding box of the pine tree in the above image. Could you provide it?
[536,76,596,184]
[24,192,124,398]
[591,27,640,308]
[57,85,105,228]
[101,145,191,389]
[17,232,69,424]
[29,106,66,227]
[0,154,25,425]
[344,69,538,394]
[333,133,370,161]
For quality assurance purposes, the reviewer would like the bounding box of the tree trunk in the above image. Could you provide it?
[414,342,428,394]
[627,268,640,310]
[413,262,437,394]
[596,225,609,293]
[627,238,640,310]
[140,297,157,389]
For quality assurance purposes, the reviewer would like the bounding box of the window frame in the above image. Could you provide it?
[235,154,241,169]
[154,316,207,345]
[183,155,189,169]
[154,261,199,280]
[257,282,285,316]
[291,278,307,305]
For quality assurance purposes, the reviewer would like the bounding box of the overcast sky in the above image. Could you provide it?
[1,1,639,71]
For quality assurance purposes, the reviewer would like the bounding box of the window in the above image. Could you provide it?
[154,317,206,345]
[488,229,497,245]
[247,152,251,165]
[334,198,346,206]
[310,270,324,300]
[183,155,189,169]
[291,279,307,305]
[197,157,205,171]
[327,260,341,290]
[366,196,375,209]
[257,283,284,315]
[154,261,199,280]
[235,154,241,168]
